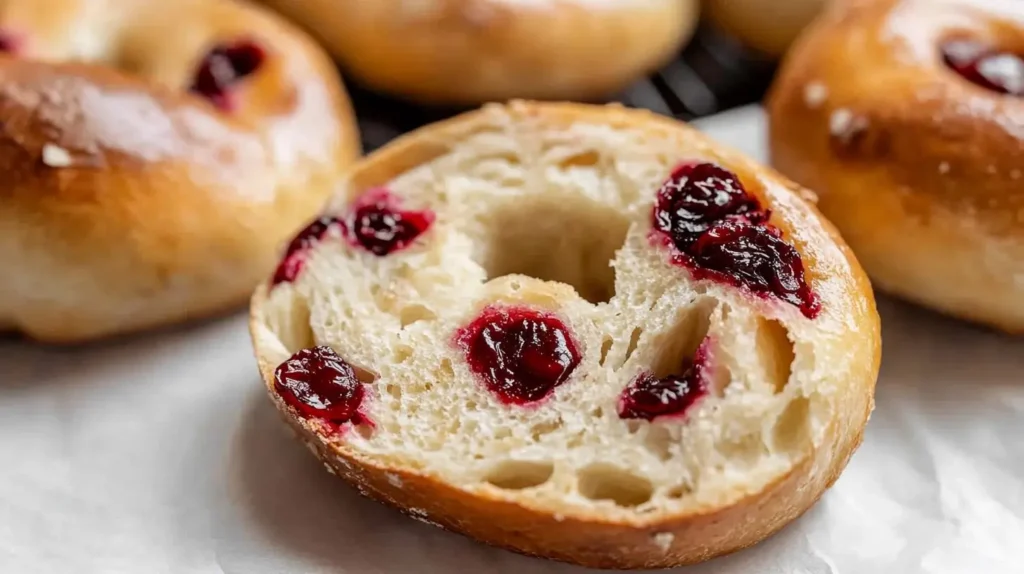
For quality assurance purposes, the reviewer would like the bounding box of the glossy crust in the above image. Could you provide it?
[250,102,879,568]
[703,0,828,57]
[258,0,700,105]
[768,0,1024,333]
[0,0,360,343]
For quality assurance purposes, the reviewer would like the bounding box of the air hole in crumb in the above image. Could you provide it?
[577,463,654,507]
[643,425,674,461]
[484,460,554,490]
[530,420,561,440]
[400,304,437,328]
[351,365,378,385]
[623,327,643,363]
[626,420,643,434]
[495,427,512,440]
[666,483,693,499]
[386,384,401,399]
[354,424,374,440]
[598,336,613,366]
[758,318,795,394]
[650,300,714,380]
[271,295,315,353]
[773,396,811,453]
[394,344,414,363]
[480,196,630,305]
[557,149,601,169]
[439,359,455,378]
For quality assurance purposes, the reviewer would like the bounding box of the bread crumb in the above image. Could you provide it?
[42,143,72,167]
[385,472,404,488]
[652,532,674,552]
[803,81,828,108]
[938,162,950,174]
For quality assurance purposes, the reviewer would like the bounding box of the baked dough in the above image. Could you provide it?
[258,0,700,104]
[704,0,829,57]
[768,0,1024,332]
[250,101,880,568]
[0,0,360,342]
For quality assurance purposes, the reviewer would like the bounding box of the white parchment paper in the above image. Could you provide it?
[2,106,1022,574]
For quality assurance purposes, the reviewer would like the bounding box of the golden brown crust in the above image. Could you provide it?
[258,0,699,105]
[768,0,1024,332]
[249,101,879,568]
[0,0,361,343]
[704,0,827,57]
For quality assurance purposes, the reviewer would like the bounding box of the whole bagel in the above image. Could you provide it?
[0,0,361,343]
[258,0,700,105]
[768,0,1024,333]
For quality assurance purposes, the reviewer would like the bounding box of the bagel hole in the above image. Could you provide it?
[772,396,812,454]
[650,300,715,381]
[577,463,654,507]
[484,460,554,490]
[480,197,630,304]
[757,318,796,394]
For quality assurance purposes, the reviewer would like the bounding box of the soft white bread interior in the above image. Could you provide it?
[250,101,879,569]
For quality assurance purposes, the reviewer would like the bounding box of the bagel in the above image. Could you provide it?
[703,0,830,57]
[249,101,880,568]
[0,0,361,343]
[767,0,1024,333]
[256,0,700,105]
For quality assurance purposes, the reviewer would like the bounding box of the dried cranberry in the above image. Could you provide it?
[456,306,581,405]
[652,162,766,251]
[689,220,820,318]
[271,216,342,286]
[190,39,266,110]
[618,340,710,421]
[0,30,23,53]
[274,346,366,424]
[346,188,435,256]
[942,40,1024,96]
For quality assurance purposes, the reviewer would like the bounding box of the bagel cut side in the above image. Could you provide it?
[250,101,880,569]
[0,0,360,343]
[257,0,699,105]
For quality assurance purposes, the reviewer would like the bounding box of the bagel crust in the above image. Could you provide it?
[257,0,700,104]
[250,101,880,568]
[0,0,360,343]
[768,0,1024,332]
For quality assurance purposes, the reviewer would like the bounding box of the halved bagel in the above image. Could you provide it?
[249,101,879,569]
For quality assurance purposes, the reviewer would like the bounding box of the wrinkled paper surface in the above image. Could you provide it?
[2,107,1022,574]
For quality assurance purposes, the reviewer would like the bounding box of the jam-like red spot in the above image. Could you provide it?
[272,216,341,286]
[0,30,24,53]
[689,220,820,317]
[942,39,1024,96]
[653,162,766,251]
[618,339,711,421]
[345,188,435,256]
[190,39,266,110]
[651,162,819,319]
[456,306,581,405]
[274,346,367,425]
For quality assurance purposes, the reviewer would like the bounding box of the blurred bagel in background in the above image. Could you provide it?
[704,0,829,57]
[258,0,700,105]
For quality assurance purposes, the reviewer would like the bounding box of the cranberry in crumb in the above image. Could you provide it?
[271,216,341,286]
[274,346,366,424]
[652,162,766,251]
[190,39,267,110]
[690,220,820,318]
[618,340,710,421]
[456,306,581,405]
[346,188,435,256]
[0,30,23,53]
[942,40,1024,96]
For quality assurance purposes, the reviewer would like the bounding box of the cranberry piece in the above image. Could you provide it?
[190,39,266,110]
[346,188,435,256]
[652,162,766,251]
[618,341,710,421]
[272,216,341,286]
[274,346,366,424]
[456,306,581,405]
[689,220,820,318]
[942,40,1024,96]
[0,30,23,53]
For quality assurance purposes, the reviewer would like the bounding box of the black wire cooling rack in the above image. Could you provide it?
[351,25,778,152]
